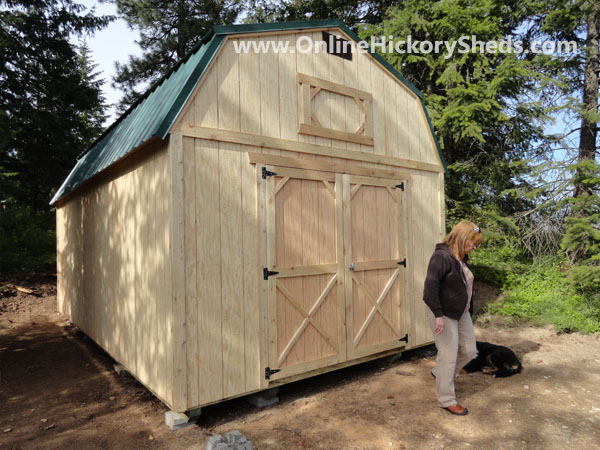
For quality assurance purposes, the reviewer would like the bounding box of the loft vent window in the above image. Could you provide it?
[322,31,353,61]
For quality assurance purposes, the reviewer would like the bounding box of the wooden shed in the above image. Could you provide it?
[52,20,448,414]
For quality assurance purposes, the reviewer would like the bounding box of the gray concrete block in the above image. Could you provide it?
[247,387,279,408]
[165,411,194,430]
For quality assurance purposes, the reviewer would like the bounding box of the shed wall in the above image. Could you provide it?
[173,30,443,378]
[174,139,442,410]
[178,31,439,167]
[56,142,173,406]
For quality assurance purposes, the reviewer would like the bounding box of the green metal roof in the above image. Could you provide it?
[51,19,446,204]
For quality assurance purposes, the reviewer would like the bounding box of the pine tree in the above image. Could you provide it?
[0,0,110,210]
[360,0,550,224]
[243,0,395,27]
[75,39,108,147]
[109,0,244,111]
[543,0,600,300]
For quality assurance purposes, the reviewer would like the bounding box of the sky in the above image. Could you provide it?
[78,0,141,125]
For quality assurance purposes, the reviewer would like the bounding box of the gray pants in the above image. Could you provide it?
[425,307,477,407]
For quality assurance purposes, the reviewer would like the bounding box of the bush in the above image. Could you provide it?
[469,243,530,287]
[0,207,56,274]
[484,256,600,333]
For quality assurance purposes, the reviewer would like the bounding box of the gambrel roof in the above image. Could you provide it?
[51,19,445,204]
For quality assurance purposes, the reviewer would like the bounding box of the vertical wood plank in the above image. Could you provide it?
[195,138,224,404]
[239,39,261,135]
[363,186,378,347]
[279,34,298,142]
[297,33,316,149]
[328,35,346,150]
[257,164,269,389]
[260,36,280,144]
[343,47,360,153]
[219,146,245,398]
[407,96,421,164]
[335,174,346,361]
[56,207,65,314]
[396,85,410,160]
[357,51,373,154]
[169,133,187,411]
[218,39,241,132]
[242,150,260,392]
[183,137,199,407]
[376,186,391,342]
[266,166,278,373]
[149,152,159,392]
[301,179,318,362]
[398,180,410,346]
[140,158,151,386]
[157,149,172,404]
[371,59,386,156]
[312,32,332,151]
[195,62,218,128]
[411,173,428,346]
[383,75,398,158]
[342,174,354,356]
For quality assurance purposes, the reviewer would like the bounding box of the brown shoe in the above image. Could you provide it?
[442,404,468,415]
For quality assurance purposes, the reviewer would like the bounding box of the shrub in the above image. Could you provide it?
[0,207,56,274]
[485,257,600,333]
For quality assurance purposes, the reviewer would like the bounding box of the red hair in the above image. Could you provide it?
[443,220,483,261]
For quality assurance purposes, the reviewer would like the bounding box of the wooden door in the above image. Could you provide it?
[264,167,346,380]
[343,174,408,359]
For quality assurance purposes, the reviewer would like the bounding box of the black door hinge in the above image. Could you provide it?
[265,367,281,380]
[263,268,279,280]
[262,167,277,179]
[399,334,409,343]
[397,258,407,267]
[395,182,405,191]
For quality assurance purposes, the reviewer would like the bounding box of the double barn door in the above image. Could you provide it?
[262,165,408,381]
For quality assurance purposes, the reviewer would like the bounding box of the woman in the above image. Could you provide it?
[423,220,483,415]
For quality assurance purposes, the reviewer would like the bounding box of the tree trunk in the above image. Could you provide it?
[574,7,599,197]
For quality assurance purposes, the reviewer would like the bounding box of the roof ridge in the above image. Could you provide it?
[51,20,446,205]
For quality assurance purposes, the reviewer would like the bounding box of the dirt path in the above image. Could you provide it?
[1,277,599,450]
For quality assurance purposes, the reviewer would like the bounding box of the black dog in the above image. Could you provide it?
[463,341,522,378]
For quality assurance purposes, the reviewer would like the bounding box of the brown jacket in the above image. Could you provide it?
[423,244,473,320]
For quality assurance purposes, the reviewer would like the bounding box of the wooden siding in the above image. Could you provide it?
[56,142,173,407]
[176,137,261,410]
[168,30,444,411]
[175,31,442,168]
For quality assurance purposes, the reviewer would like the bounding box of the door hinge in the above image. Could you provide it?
[262,167,277,179]
[265,367,281,380]
[397,258,407,267]
[395,182,405,191]
[399,333,409,343]
[263,268,279,280]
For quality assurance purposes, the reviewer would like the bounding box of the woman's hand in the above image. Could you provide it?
[434,317,445,335]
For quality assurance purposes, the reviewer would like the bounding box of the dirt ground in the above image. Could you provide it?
[1,276,599,450]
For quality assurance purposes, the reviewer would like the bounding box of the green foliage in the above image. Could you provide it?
[111,0,244,110]
[0,0,110,211]
[243,0,392,28]
[486,257,600,333]
[0,207,56,274]
[359,0,552,223]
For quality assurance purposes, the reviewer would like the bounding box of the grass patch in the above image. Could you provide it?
[479,253,600,334]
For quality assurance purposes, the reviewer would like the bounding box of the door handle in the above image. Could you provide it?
[349,262,355,271]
